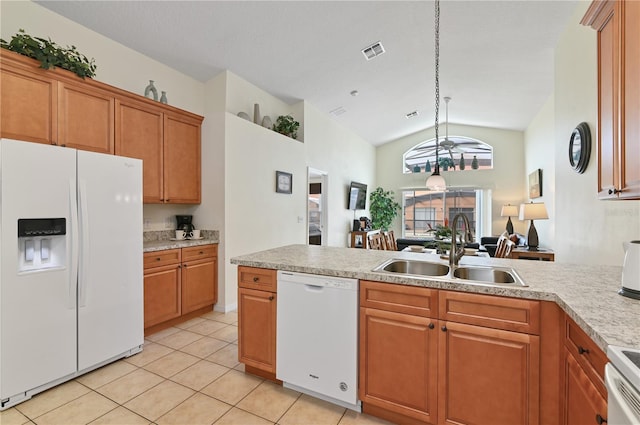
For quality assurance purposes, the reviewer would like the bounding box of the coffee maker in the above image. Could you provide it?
[176,215,195,236]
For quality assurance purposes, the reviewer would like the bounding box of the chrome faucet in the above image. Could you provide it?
[450,213,473,268]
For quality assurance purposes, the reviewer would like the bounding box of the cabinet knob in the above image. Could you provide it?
[269,295,274,301]
[199,251,204,254]
[253,277,259,282]
[596,414,607,424]
[441,326,447,332]
[156,257,161,261]
[578,346,590,355]
[608,188,621,195]
[178,264,182,268]
[428,323,435,329]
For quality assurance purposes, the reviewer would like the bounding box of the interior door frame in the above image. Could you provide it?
[307,167,328,246]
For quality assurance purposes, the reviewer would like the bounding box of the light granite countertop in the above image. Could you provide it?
[230,244,640,352]
[143,238,219,252]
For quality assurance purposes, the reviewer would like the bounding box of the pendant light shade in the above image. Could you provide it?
[426,173,446,191]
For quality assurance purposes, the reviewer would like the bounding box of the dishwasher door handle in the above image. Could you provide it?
[304,283,325,292]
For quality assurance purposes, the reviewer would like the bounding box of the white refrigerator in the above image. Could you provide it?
[0,138,144,409]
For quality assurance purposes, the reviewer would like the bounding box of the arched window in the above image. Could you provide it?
[403,136,493,173]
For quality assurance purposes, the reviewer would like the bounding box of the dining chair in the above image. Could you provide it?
[368,233,385,250]
[494,234,515,258]
[384,230,398,251]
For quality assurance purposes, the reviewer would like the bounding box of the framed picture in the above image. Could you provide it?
[275,171,292,194]
[529,169,542,199]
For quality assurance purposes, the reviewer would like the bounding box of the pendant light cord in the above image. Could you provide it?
[433,0,440,171]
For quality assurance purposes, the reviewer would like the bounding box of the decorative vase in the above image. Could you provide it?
[459,153,466,170]
[253,103,261,124]
[261,115,273,129]
[442,163,449,171]
[425,161,431,172]
[160,91,168,104]
[471,155,479,170]
[413,164,421,173]
[144,80,158,101]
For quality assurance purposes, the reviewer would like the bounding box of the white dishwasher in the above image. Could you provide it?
[276,271,360,411]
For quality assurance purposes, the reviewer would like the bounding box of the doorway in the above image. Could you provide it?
[308,168,328,246]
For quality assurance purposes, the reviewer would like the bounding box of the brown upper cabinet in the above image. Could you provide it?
[582,0,640,199]
[0,49,203,204]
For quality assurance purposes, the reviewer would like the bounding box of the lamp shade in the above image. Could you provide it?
[519,202,549,220]
[426,173,447,192]
[500,205,519,217]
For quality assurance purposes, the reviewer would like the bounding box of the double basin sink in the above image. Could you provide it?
[373,258,527,287]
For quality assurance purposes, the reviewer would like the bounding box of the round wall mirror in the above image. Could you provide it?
[569,122,591,174]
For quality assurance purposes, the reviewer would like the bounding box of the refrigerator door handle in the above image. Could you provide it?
[78,180,89,308]
[69,179,79,309]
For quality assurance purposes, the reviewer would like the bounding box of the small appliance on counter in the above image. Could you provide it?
[606,345,640,424]
[176,215,195,237]
[620,240,640,299]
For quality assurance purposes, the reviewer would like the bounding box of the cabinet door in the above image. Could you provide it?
[0,67,57,145]
[563,349,607,425]
[58,81,114,153]
[182,257,216,314]
[359,307,438,424]
[238,287,276,373]
[621,0,640,198]
[596,1,619,199]
[438,321,540,425]
[163,114,201,203]
[144,263,181,328]
[115,99,164,203]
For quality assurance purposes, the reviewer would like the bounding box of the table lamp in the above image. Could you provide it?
[500,204,518,234]
[519,202,549,251]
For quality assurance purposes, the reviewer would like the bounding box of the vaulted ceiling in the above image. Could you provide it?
[37,1,580,146]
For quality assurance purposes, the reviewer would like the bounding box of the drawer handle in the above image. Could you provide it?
[253,277,259,282]
[596,414,607,424]
[199,251,204,254]
[428,323,435,330]
[441,325,447,332]
[269,295,274,301]
[578,346,590,355]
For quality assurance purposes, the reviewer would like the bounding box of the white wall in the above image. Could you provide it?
[303,102,376,247]
[376,124,527,238]
[526,2,640,265]
[524,95,555,250]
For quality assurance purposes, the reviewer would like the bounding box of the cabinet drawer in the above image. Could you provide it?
[439,290,540,334]
[182,244,217,262]
[144,249,181,269]
[360,280,438,317]
[238,266,277,292]
[564,315,607,393]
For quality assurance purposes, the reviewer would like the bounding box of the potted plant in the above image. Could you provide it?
[369,187,401,231]
[273,115,300,139]
[1,29,97,79]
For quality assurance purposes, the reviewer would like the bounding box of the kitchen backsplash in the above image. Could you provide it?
[143,229,219,242]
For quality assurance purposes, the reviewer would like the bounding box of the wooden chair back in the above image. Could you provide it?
[368,232,385,250]
[384,231,398,251]
[495,234,515,258]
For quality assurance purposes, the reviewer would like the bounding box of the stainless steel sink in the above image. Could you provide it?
[373,259,450,277]
[453,266,526,286]
[372,259,527,287]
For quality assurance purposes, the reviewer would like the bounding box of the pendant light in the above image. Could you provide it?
[426,0,446,191]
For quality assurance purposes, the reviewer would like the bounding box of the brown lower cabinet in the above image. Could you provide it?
[237,266,278,381]
[143,244,217,335]
[236,272,607,425]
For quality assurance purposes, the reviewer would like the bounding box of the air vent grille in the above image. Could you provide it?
[362,41,385,60]
[406,111,419,119]
[330,107,347,117]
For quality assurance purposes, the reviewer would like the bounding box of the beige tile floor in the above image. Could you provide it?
[1,311,392,425]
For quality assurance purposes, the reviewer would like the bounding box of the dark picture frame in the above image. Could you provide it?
[275,171,292,194]
[569,122,591,174]
[529,169,542,199]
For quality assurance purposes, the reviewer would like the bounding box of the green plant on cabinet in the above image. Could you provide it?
[273,115,300,139]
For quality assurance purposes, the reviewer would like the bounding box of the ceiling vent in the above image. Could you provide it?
[330,106,347,116]
[362,41,385,60]
[405,111,419,119]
